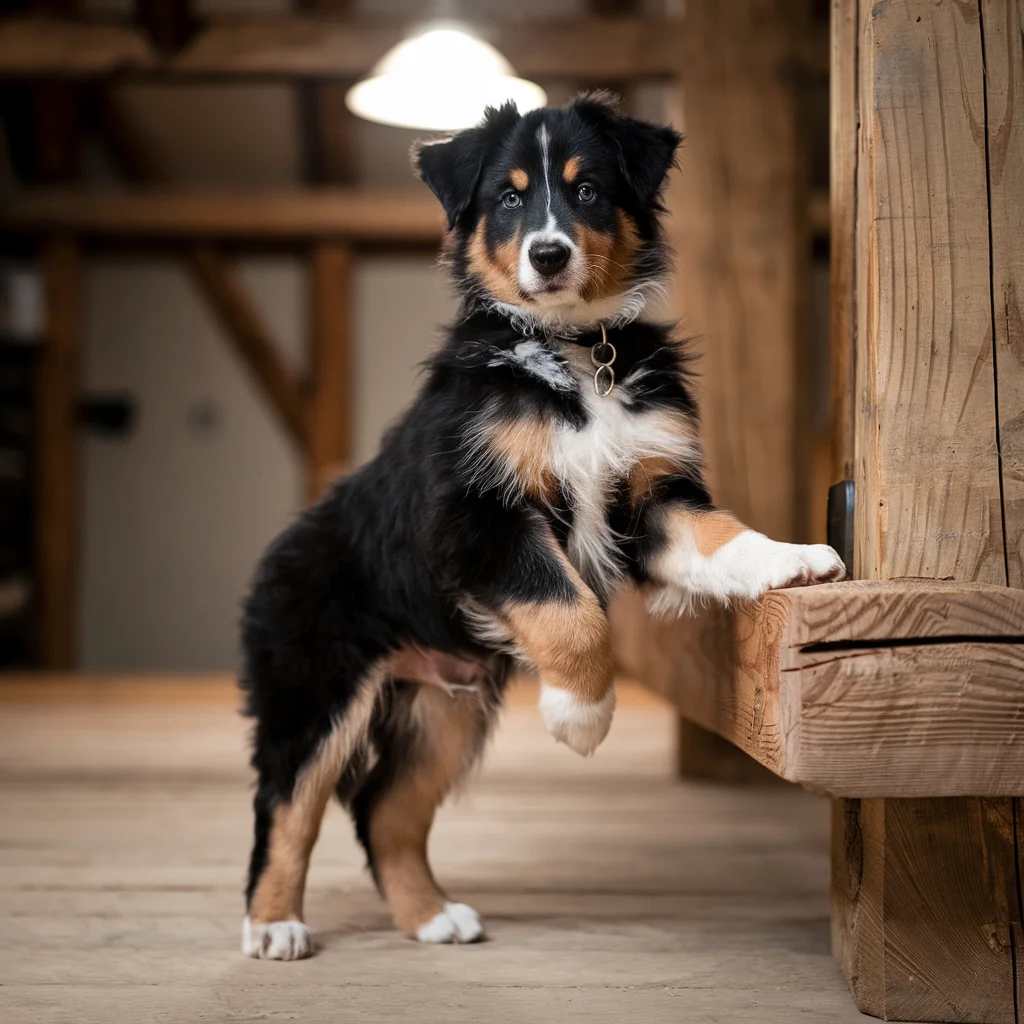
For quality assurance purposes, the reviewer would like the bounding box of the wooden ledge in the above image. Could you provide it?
[616,581,1024,798]
[2,188,445,242]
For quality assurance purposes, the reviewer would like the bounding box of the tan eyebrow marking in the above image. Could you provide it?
[509,168,529,191]
[562,156,582,182]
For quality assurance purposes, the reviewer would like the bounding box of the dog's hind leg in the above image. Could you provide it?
[243,668,383,960]
[352,683,495,943]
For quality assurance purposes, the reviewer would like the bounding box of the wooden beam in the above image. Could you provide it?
[829,4,1024,1021]
[188,245,307,448]
[828,0,856,482]
[669,0,806,543]
[833,797,1023,1024]
[853,0,1005,585]
[307,243,351,500]
[297,0,356,187]
[631,579,1024,798]
[5,189,444,243]
[135,0,197,54]
[36,235,82,669]
[0,15,686,79]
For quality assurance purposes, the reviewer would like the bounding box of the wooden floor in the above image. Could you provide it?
[0,678,879,1024]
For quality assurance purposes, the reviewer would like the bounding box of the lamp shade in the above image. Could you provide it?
[345,25,547,132]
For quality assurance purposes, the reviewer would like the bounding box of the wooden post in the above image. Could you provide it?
[671,0,808,544]
[830,2,1024,1021]
[36,235,82,669]
[635,0,809,782]
[307,243,351,501]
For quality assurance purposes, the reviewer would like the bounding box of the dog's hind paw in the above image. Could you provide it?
[242,917,312,960]
[416,902,485,944]
[539,684,616,756]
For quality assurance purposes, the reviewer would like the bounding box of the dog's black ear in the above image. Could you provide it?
[413,102,521,231]
[572,94,682,206]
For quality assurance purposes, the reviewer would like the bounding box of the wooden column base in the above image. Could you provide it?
[676,716,780,784]
[832,797,1024,1023]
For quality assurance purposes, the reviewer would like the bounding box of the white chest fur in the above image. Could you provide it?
[549,353,699,596]
[471,339,701,598]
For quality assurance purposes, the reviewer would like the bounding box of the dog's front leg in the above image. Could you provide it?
[642,505,846,611]
[503,587,615,757]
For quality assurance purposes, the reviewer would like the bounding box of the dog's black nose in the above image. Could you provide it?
[529,241,570,277]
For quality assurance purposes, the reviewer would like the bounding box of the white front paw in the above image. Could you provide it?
[707,532,845,602]
[762,542,846,591]
[242,917,312,960]
[539,684,615,756]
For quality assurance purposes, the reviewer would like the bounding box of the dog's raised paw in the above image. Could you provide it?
[242,917,312,960]
[539,684,616,756]
[416,902,485,944]
[767,543,846,590]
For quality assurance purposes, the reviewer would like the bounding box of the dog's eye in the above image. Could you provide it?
[501,190,522,210]
[577,183,596,203]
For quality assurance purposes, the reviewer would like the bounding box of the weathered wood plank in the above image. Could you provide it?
[982,0,1024,587]
[632,581,1024,797]
[853,0,1005,584]
[36,235,82,669]
[307,243,351,500]
[4,188,444,242]
[833,797,1020,1024]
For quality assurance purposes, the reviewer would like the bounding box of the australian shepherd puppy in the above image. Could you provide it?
[240,95,845,960]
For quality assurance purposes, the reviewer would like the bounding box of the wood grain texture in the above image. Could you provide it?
[36,235,82,669]
[307,242,351,500]
[670,0,804,543]
[5,188,444,242]
[830,0,857,482]
[620,580,1024,797]
[833,797,1021,1023]
[982,0,1024,586]
[831,4,1024,1020]
[853,0,1006,584]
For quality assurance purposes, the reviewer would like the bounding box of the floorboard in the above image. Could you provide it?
[0,678,882,1023]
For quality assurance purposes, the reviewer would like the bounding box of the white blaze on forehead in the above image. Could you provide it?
[537,123,552,217]
[520,122,581,296]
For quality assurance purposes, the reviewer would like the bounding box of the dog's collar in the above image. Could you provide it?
[528,322,619,397]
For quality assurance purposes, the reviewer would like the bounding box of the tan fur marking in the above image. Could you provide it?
[467,217,522,306]
[503,537,613,705]
[369,688,485,936]
[489,417,556,501]
[562,156,581,182]
[691,510,746,557]
[626,408,700,504]
[248,672,382,924]
[509,167,529,191]
[575,210,642,301]
[629,455,679,504]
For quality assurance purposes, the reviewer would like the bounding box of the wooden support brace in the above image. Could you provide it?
[90,93,309,450]
[187,245,308,449]
[36,235,82,669]
[307,243,351,500]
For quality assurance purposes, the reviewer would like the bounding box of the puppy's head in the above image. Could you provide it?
[414,95,681,326]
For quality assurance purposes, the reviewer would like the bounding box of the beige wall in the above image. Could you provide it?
[80,255,455,670]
